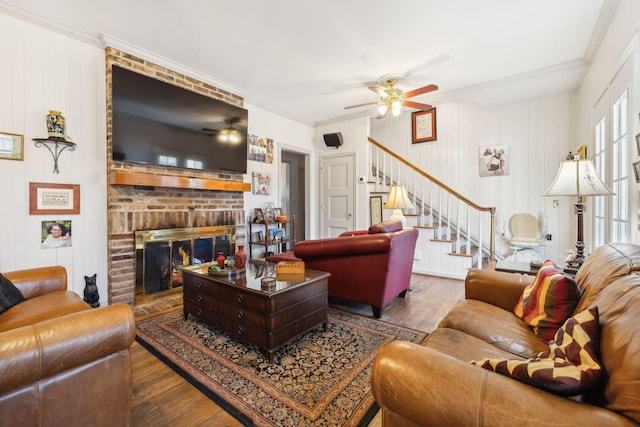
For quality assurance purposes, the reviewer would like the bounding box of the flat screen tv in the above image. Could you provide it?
[111,65,248,174]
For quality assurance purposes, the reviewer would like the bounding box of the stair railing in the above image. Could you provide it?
[368,136,496,263]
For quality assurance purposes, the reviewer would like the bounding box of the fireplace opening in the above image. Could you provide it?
[135,226,236,298]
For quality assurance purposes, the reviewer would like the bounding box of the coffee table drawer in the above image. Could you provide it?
[184,300,220,324]
[218,292,327,330]
[219,286,269,311]
[184,290,219,311]
[183,274,219,296]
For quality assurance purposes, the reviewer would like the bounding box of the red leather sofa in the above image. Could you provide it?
[271,220,418,318]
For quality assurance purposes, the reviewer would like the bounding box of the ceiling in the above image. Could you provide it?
[2,0,614,126]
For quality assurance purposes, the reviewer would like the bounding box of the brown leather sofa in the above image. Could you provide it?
[371,243,640,426]
[0,266,136,427]
[271,220,418,318]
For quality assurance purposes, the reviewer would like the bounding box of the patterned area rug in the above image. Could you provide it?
[136,307,427,426]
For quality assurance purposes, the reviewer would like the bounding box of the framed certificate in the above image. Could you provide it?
[370,196,382,225]
[412,109,437,143]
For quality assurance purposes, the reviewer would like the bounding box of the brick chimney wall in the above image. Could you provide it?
[106,48,246,305]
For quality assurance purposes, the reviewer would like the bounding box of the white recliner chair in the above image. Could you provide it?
[502,213,546,261]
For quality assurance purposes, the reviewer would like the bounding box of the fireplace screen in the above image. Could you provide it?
[135,226,236,295]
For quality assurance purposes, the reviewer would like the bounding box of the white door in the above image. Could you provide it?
[320,153,355,237]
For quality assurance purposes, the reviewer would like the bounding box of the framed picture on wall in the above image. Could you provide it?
[252,171,271,195]
[479,145,509,177]
[633,161,640,183]
[29,182,80,214]
[412,109,437,143]
[370,196,383,225]
[0,132,24,161]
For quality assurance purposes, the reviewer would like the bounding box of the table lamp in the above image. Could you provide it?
[543,153,614,272]
[384,185,413,228]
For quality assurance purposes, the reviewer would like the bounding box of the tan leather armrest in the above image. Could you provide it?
[3,266,67,300]
[0,304,135,395]
[465,268,533,311]
[371,340,635,427]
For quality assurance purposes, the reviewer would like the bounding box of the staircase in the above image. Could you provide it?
[368,137,496,279]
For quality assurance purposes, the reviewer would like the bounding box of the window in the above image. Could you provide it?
[611,90,629,243]
[594,117,606,248]
[593,54,633,248]
[185,159,203,169]
[158,155,177,167]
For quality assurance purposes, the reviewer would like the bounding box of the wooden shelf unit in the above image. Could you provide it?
[248,216,295,259]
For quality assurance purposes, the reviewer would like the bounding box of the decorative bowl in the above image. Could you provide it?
[275,215,287,223]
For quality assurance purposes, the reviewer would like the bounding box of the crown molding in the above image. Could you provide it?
[0,1,101,47]
[100,34,250,101]
[584,0,621,64]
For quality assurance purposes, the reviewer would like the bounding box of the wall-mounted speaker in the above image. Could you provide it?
[323,132,343,148]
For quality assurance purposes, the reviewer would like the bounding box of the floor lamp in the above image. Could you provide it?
[543,154,614,272]
[384,185,413,228]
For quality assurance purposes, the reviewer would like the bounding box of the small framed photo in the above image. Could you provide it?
[412,109,437,143]
[273,208,282,217]
[0,132,24,160]
[41,219,72,249]
[633,161,640,183]
[29,182,80,215]
[254,208,264,223]
[370,196,383,225]
[635,133,640,156]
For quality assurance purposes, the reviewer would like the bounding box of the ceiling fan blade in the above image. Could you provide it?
[344,101,378,110]
[376,105,389,119]
[402,100,433,110]
[376,111,389,119]
[368,86,388,97]
[403,84,438,99]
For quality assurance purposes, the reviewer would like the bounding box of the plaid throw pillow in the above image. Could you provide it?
[472,307,602,396]
[514,260,581,342]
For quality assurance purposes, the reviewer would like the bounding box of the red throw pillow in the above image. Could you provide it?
[472,307,602,396]
[514,260,581,342]
[368,220,402,234]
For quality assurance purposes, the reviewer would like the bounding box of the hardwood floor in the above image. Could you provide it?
[130,273,465,426]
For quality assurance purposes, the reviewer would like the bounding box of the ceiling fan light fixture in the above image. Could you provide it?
[344,74,438,119]
[391,100,402,116]
[217,127,241,144]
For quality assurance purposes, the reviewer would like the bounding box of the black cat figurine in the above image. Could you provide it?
[83,274,100,308]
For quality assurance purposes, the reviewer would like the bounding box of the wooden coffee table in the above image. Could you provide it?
[181,261,330,363]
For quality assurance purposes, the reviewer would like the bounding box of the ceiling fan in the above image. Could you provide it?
[201,117,243,143]
[344,74,438,119]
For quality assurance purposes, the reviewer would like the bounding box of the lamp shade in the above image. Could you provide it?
[384,185,413,209]
[543,158,614,197]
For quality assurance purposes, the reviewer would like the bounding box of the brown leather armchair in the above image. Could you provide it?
[0,266,136,427]
[288,220,418,318]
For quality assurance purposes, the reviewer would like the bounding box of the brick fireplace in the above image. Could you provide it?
[106,48,248,305]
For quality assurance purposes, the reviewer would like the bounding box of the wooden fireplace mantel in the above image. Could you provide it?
[109,171,251,192]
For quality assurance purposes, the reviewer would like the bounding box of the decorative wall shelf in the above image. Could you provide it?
[33,137,76,173]
[109,170,251,192]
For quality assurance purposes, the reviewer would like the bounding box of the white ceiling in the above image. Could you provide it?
[2,0,614,126]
